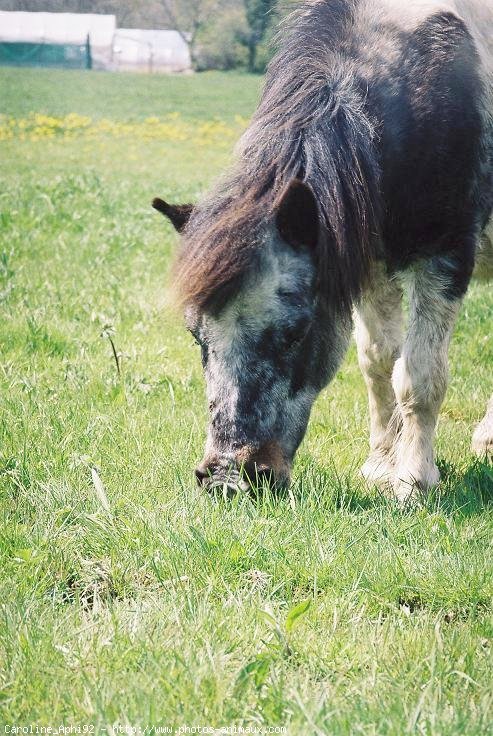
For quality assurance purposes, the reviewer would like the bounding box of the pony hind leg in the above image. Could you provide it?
[472,395,493,458]
[354,265,403,488]
[392,257,467,503]
[471,220,492,458]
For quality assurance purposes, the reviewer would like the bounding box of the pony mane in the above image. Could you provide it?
[174,0,381,312]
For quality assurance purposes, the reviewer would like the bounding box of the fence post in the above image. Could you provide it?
[86,33,92,69]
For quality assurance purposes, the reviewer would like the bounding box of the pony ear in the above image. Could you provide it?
[152,197,193,233]
[275,179,319,250]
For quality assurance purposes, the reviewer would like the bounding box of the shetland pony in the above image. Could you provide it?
[154,0,493,501]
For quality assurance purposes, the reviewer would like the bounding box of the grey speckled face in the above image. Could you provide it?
[187,232,352,494]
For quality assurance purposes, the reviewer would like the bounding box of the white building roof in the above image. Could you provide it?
[0,11,116,47]
[113,29,191,69]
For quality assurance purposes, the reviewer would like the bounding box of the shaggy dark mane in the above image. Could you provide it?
[174,0,381,312]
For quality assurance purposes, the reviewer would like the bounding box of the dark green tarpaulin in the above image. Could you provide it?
[0,38,91,69]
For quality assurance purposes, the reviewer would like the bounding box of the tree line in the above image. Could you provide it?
[0,0,281,71]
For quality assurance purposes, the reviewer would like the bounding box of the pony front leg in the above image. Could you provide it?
[354,266,403,487]
[391,263,463,503]
[472,395,493,458]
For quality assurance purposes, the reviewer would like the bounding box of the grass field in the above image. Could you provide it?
[0,66,492,735]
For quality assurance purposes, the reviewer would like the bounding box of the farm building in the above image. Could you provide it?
[0,11,116,69]
[0,11,192,73]
[113,29,191,73]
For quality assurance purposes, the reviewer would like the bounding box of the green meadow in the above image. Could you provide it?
[0,66,492,734]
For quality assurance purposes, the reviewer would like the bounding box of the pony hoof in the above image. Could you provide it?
[361,451,394,490]
[393,484,424,507]
[393,463,440,505]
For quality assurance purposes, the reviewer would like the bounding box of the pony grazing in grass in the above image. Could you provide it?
[154,0,493,502]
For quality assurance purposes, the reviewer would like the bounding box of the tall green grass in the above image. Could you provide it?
[0,67,492,734]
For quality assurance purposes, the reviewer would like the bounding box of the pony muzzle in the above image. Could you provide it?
[195,443,291,495]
